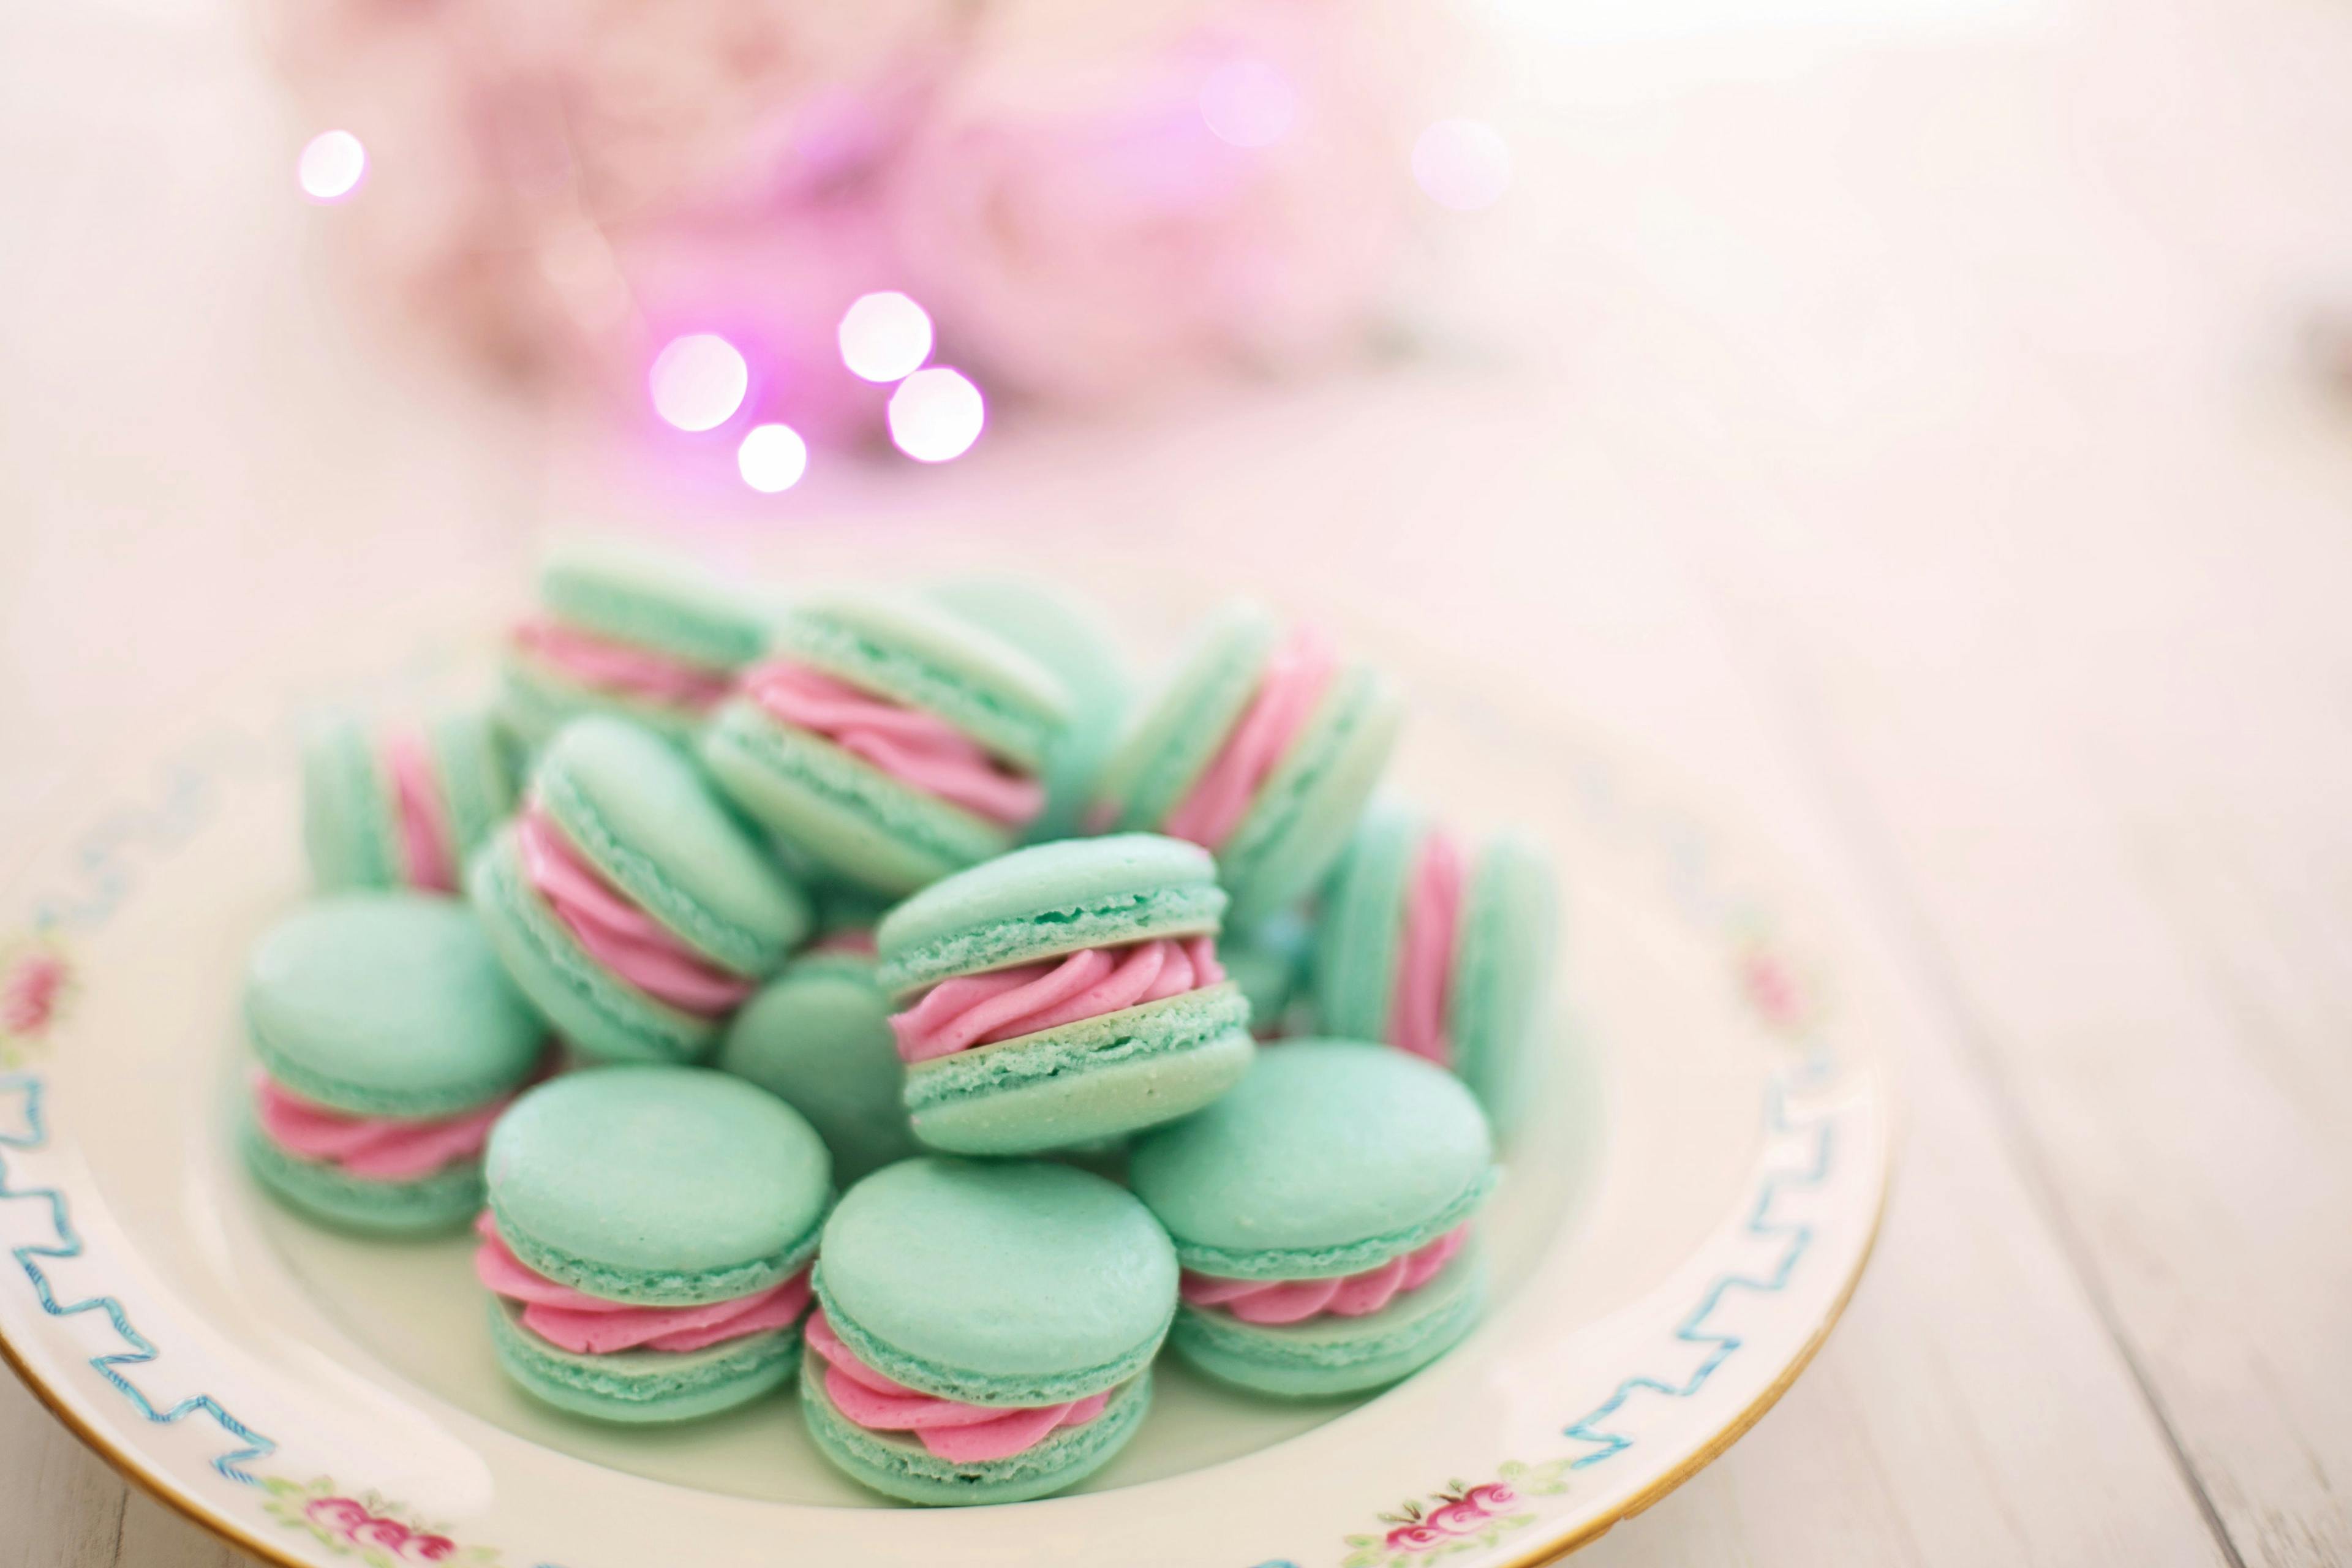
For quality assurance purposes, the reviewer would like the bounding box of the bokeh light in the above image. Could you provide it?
[887,368,985,463]
[296,130,367,203]
[1199,61,1297,149]
[838,292,935,383]
[1412,119,1512,211]
[649,334,749,432]
[737,424,809,493]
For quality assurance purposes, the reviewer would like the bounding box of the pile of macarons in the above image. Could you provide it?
[242,540,1558,1506]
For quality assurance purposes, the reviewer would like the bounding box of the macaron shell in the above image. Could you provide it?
[770,592,1073,771]
[469,830,715,1065]
[1449,832,1558,1137]
[1091,601,1279,832]
[488,1300,800,1424]
[301,719,399,892]
[1169,1242,1487,1398]
[485,1066,832,1305]
[875,834,1224,996]
[239,1113,485,1235]
[928,576,1132,843]
[244,894,543,1117]
[716,955,918,1182]
[534,717,811,974]
[799,1357,1152,1506]
[537,540,782,670]
[1311,803,1430,1044]
[903,986,1254,1156]
[813,1158,1175,1404]
[1127,1038,1495,1277]
[1217,665,1404,927]
[699,704,1012,895]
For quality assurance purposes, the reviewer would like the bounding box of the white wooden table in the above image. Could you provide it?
[6,0,2350,1562]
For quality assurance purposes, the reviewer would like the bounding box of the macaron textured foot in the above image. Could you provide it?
[1129,1039,1498,1398]
[877,835,1255,1155]
[469,717,811,1064]
[500,540,782,752]
[240,895,545,1235]
[477,1066,832,1423]
[699,592,1072,895]
[1314,804,1559,1134]
[1090,601,1402,925]
[302,710,516,894]
[801,1158,1174,1504]
[717,943,919,1182]
[929,575,1131,844]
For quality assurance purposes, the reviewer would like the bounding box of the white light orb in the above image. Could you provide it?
[297,130,366,202]
[649,334,749,432]
[737,424,809,493]
[837,292,935,383]
[886,368,985,463]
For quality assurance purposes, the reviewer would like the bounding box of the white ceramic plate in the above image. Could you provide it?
[0,575,1890,1568]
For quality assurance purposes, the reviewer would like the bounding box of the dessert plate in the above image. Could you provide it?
[0,575,1890,1568]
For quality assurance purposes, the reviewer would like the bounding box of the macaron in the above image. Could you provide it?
[876,835,1255,1155]
[929,575,1131,843]
[240,894,545,1235]
[716,939,919,1182]
[1128,1039,1498,1398]
[699,591,1072,895]
[1219,907,1317,1039]
[469,716,812,1065]
[1314,804,1558,1134]
[476,1066,832,1423]
[501,540,780,751]
[1088,600,1402,925]
[801,1158,1174,1504]
[302,710,518,894]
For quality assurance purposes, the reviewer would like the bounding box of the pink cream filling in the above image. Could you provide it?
[888,937,1224,1065]
[1180,1226,1470,1325]
[472,1213,811,1355]
[1391,832,1466,1068]
[511,617,735,710]
[802,1310,1110,1463]
[252,1074,512,1182]
[741,662,1044,829]
[517,804,755,1016]
[810,929,879,957]
[383,733,456,893]
[1159,627,1339,850]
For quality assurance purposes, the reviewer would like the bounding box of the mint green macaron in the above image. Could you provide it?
[1219,907,1318,1038]
[1090,600,1403,925]
[802,1158,1174,1504]
[240,894,543,1234]
[876,835,1255,1156]
[717,944,919,1182]
[481,1066,832,1423]
[929,575,1131,844]
[501,540,782,752]
[699,591,1073,895]
[303,710,517,894]
[1314,804,1558,1136]
[470,717,812,1065]
[1129,1039,1498,1398]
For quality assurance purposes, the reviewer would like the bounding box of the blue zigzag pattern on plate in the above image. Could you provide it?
[1557,1071,1835,1469]
[0,1072,277,1484]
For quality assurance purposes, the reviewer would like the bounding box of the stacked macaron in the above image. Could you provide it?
[240,548,1564,1507]
[502,541,781,750]
[303,711,517,894]
[1314,804,1559,1128]
[241,895,545,1233]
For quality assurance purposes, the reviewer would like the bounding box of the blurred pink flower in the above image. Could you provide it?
[893,6,1416,404]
